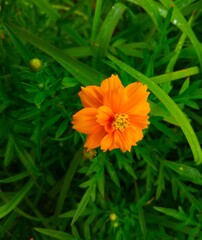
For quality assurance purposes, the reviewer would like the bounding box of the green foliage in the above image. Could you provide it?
[0,0,202,239]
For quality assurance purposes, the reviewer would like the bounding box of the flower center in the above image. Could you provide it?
[112,113,130,132]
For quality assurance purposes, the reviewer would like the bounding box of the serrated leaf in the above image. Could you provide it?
[154,206,188,221]
[106,162,120,188]
[164,160,202,185]
[156,163,165,200]
[123,163,137,179]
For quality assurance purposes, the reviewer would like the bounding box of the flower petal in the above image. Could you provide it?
[78,86,104,108]
[72,108,101,134]
[85,129,107,150]
[96,106,114,132]
[103,88,128,113]
[123,82,150,114]
[100,132,117,152]
[130,114,150,129]
[101,74,124,92]
[114,131,132,152]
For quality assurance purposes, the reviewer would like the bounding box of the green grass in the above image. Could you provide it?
[0,0,202,239]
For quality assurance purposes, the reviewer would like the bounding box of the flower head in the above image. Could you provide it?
[72,74,150,152]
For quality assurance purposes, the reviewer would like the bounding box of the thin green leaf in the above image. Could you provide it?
[107,54,202,164]
[71,185,94,225]
[13,138,40,176]
[0,171,29,183]
[91,0,103,43]
[154,206,188,221]
[106,161,120,188]
[150,66,199,84]
[29,0,60,21]
[34,228,74,240]
[93,3,127,69]
[55,149,82,216]
[179,78,190,95]
[97,166,105,197]
[34,92,45,108]
[0,180,33,219]
[127,0,161,28]
[55,119,69,139]
[4,134,14,167]
[164,160,202,185]
[156,162,165,199]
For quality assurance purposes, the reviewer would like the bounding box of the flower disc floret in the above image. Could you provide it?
[112,113,130,132]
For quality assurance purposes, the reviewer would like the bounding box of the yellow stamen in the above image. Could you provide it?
[112,113,130,132]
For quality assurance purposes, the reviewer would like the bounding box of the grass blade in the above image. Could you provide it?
[34,228,74,240]
[127,0,161,28]
[151,66,199,84]
[93,3,127,69]
[0,180,33,219]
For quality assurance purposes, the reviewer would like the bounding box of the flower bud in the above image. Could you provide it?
[109,213,117,222]
[29,58,43,71]
[82,148,97,160]
[38,83,44,89]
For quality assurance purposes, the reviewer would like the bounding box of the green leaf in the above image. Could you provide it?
[55,119,69,139]
[97,166,105,197]
[123,163,137,179]
[179,78,190,95]
[34,92,45,108]
[91,0,103,43]
[62,77,79,88]
[4,135,14,167]
[55,149,82,216]
[34,228,74,240]
[93,3,127,69]
[150,67,199,84]
[107,54,202,164]
[154,206,188,221]
[127,0,161,28]
[156,162,165,199]
[13,138,40,176]
[0,171,29,183]
[71,185,94,225]
[164,160,202,185]
[29,0,60,21]
[0,180,33,219]
[106,161,120,188]
[3,24,30,62]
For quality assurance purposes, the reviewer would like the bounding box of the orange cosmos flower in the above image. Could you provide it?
[72,74,150,152]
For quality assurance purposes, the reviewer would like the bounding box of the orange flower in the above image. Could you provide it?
[72,74,150,152]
